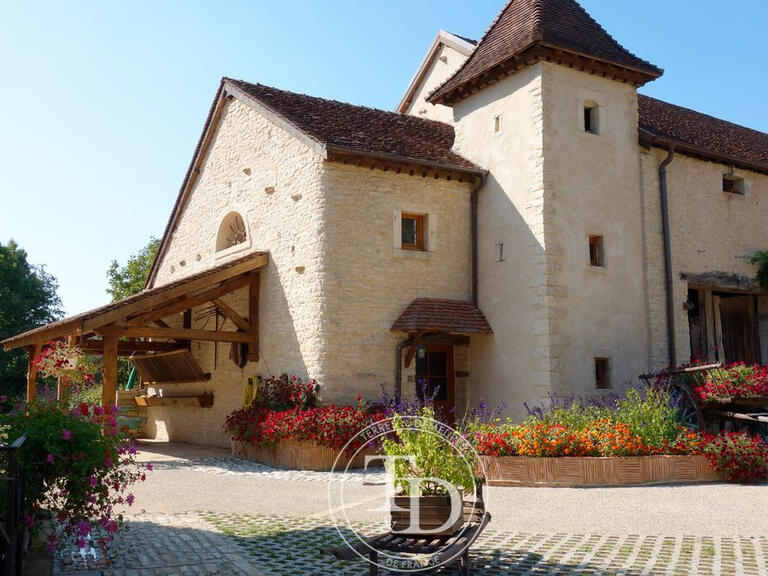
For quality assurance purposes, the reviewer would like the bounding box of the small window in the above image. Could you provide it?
[595,357,610,389]
[216,211,247,252]
[722,174,745,195]
[584,102,599,134]
[492,113,503,136]
[588,235,604,267]
[401,213,425,251]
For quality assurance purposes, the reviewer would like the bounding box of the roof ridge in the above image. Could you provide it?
[226,77,456,131]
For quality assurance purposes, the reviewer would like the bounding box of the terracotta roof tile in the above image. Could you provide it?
[638,94,768,170]
[429,0,661,104]
[392,298,492,334]
[226,79,481,173]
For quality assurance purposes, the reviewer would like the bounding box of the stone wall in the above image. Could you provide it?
[640,149,768,367]
[450,65,548,420]
[320,162,474,404]
[403,43,470,124]
[147,95,327,446]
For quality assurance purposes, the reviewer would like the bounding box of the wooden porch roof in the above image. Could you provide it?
[2,252,268,351]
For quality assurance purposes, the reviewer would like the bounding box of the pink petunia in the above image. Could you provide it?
[61,429,72,441]
[46,453,54,464]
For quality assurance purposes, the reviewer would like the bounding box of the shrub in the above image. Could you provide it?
[1,399,149,553]
[382,407,477,496]
[0,342,150,553]
[703,432,768,482]
[225,377,379,454]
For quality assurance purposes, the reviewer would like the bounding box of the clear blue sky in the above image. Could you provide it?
[1,1,766,316]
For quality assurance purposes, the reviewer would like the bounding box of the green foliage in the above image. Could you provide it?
[525,400,609,430]
[105,236,159,301]
[383,407,477,496]
[106,236,159,386]
[0,240,63,398]
[750,250,768,291]
[615,388,683,449]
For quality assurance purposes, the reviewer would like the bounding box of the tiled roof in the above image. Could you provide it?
[638,95,768,170]
[429,0,661,104]
[226,79,481,173]
[392,298,492,334]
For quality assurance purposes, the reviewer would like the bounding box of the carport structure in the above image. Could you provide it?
[1,252,267,406]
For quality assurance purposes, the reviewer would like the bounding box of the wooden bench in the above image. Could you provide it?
[324,497,491,575]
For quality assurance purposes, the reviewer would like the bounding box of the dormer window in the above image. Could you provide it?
[722,174,745,195]
[216,211,247,252]
[584,101,599,134]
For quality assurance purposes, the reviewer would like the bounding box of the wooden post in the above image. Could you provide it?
[26,344,41,403]
[247,272,260,362]
[102,335,118,408]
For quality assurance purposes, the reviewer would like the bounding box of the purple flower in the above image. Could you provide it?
[61,429,72,441]
[76,520,91,537]
[105,520,118,533]
[126,493,135,506]
[0,395,7,403]
[146,462,153,471]
[24,514,35,529]
[46,453,55,464]
[45,534,58,554]
[87,476,98,488]
[76,537,86,549]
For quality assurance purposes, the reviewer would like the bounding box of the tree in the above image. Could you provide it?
[106,236,160,388]
[0,240,63,397]
[106,237,160,301]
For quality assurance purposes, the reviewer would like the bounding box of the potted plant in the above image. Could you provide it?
[382,407,477,536]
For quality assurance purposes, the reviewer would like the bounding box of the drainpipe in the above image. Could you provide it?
[470,172,488,305]
[659,144,677,367]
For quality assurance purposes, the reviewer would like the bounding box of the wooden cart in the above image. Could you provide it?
[641,363,768,438]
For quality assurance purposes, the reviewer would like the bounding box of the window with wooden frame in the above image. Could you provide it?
[401,213,426,251]
[588,235,605,267]
[595,357,610,389]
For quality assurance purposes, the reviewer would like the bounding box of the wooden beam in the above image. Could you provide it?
[125,274,253,327]
[26,344,41,403]
[102,335,118,408]
[81,253,267,331]
[97,325,252,344]
[404,331,424,368]
[79,339,185,355]
[212,298,251,333]
[247,272,260,362]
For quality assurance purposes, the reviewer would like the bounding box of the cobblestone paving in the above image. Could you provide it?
[203,512,768,576]
[151,455,385,483]
[53,513,259,576]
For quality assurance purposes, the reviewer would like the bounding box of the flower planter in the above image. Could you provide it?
[230,439,370,471]
[480,455,725,487]
[390,495,464,536]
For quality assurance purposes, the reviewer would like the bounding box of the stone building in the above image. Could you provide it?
[5,0,768,447]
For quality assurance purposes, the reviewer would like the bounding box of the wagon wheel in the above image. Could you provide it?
[669,381,705,431]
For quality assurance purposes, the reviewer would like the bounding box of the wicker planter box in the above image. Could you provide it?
[480,455,724,487]
[230,439,369,471]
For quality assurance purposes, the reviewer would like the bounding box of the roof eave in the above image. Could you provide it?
[639,127,768,176]
[324,144,485,179]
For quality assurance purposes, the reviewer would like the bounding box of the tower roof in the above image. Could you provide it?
[428,0,662,105]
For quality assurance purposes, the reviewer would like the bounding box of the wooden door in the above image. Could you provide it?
[718,295,758,364]
[415,343,455,421]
